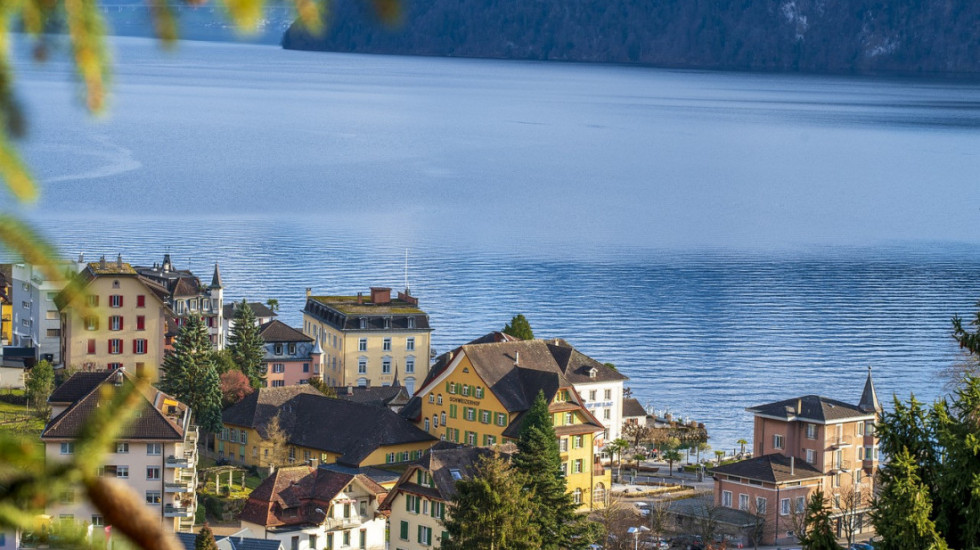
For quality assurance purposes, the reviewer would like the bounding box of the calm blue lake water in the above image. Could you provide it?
[10,37,980,450]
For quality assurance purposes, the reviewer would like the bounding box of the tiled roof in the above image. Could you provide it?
[380,444,496,510]
[858,367,882,413]
[223,388,436,466]
[320,463,403,487]
[172,277,201,297]
[546,338,628,384]
[304,296,430,332]
[309,296,425,315]
[49,371,114,403]
[240,467,385,528]
[259,320,312,343]
[223,302,277,320]
[42,371,188,440]
[747,395,872,423]
[711,453,824,483]
[175,533,283,550]
[622,398,647,418]
[332,385,410,408]
[85,260,137,276]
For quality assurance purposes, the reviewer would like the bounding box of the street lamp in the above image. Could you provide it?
[627,525,650,550]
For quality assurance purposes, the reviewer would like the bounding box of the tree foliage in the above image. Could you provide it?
[25,359,54,417]
[306,376,337,398]
[502,314,534,340]
[228,299,266,389]
[195,524,219,550]
[443,452,540,550]
[799,490,838,550]
[219,370,254,408]
[512,391,591,549]
[161,315,223,433]
[870,449,946,550]
[263,413,291,467]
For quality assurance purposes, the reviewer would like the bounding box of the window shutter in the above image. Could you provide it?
[405,496,411,512]
[417,525,422,543]
[133,340,137,353]
[137,295,145,308]
[119,316,123,330]
[118,296,123,307]
[87,339,95,354]
[400,521,408,540]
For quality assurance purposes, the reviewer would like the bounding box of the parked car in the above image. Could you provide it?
[641,538,669,549]
[849,544,874,550]
[670,535,703,550]
[635,501,651,517]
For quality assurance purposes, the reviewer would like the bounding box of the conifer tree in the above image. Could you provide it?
[512,391,590,550]
[161,315,223,433]
[228,299,266,388]
[443,453,540,550]
[870,449,947,550]
[25,359,54,418]
[503,314,534,340]
[798,490,839,550]
[194,524,219,550]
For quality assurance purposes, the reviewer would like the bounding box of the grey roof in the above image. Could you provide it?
[858,366,882,413]
[259,320,312,343]
[546,338,629,384]
[211,263,223,289]
[332,385,411,408]
[746,395,872,423]
[176,533,282,550]
[320,463,402,486]
[223,301,277,320]
[711,453,824,483]
[667,496,761,528]
[49,371,113,403]
[380,443,496,510]
[223,387,436,466]
[622,397,647,418]
[303,296,430,332]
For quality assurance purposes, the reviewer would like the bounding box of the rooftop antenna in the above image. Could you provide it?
[403,248,410,294]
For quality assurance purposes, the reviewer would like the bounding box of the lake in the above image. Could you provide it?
[11,36,980,450]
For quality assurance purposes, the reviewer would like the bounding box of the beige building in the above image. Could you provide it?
[56,256,172,372]
[302,287,432,394]
[42,370,199,533]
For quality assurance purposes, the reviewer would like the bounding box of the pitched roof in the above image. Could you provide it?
[858,366,881,413]
[240,467,385,528]
[42,370,189,441]
[259,320,313,343]
[546,338,628,384]
[211,264,223,289]
[747,395,873,423]
[49,370,114,403]
[332,385,410,408]
[54,261,171,311]
[224,301,277,320]
[223,388,436,466]
[622,397,647,418]
[711,453,824,483]
[175,533,283,550]
[380,444,496,511]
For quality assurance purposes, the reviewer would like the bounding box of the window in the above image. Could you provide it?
[137,295,145,308]
[358,529,366,550]
[436,394,443,405]
[116,442,129,454]
[722,490,732,507]
[440,412,446,424]
[145,491,161,504]
[461,385,470,397]
[274,344,283,355]
[86,295,99,307]
[108,362,123,370]
[241,430,247,444]
[796,496,806,513]
[428,394,434,404]
[406,494,420,514]
[560,462,568,476]
[805,449,816,464]
[780,498,790,515]
[418,526,432,546]
[308,535,317,550]
[271,380,285,387]
[272,363,285,373]
[773,434,784,449]
[432,414,438,428]
[406,337,415,351]
[589,390,597,401]
[358,338,367,351]
[61,442,75,455]
[91,515,105,526]
[406,358,415,373]
[736,493,750,511]
[87,339,96,354]
[382,359,391,374]
[45,309,58,320]
[448,382,457,394]
[343,531,350,547]
[559,437,568,452]
[60,490,75,504]
[475,387,484,398]
[564,412,573,425]
[572,488,582,504]
[109,295,123,308]
[303,362,309,373]
[399,521,409,540]
[108,339,122,354]
[134,339,147,354]
[146,443,162,455]
[383,338,391,351]
[466,431,476,445]
[480,410,490,424]
[604,408,611,420]
[484,434,497,446]
[109,315,123,331]
[464,408,475,421]
[572,459,583,474]
[496,412,507,426]
[358,359,367,374]
[806,423,817,439]
[146,466,161,480]
[407,317,416,329]
[604,389,612,400]
[85,316,99,331]
[573,435,583,449]
[136,315,145,331]
[424,418,430,431]
[756,497,767,514]
[449,404,457,418]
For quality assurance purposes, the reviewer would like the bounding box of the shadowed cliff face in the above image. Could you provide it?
[282,0,980,76]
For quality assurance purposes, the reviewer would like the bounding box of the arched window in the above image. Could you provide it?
[593,483,606,507]
[357,377,367,387]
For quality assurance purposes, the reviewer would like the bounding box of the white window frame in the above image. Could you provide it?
[722,490,732,507]
[773,433,784,449]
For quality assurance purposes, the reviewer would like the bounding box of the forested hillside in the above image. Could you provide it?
[282,0,980,75]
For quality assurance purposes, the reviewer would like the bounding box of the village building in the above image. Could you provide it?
[240,466,388,550]
[547,337,628,444]
[223,301,277,344]
[41,369,199,533]
[56,257,172,372]
[331,384,412,413]
[302,287,431,394]
[707,368,882,545]
[381,443,495,550]
[219,386,437,469]
[622,397,648,427]
[10,257,85,365]
[258,320,322,387]
[175,531,283,550]
[134,254,224,348]
[401,337,611,510]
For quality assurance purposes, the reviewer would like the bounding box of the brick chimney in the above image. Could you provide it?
[370,287,391,305]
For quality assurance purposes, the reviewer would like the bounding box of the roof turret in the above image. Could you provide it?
[211,263,223,289]
[858,365,881,413]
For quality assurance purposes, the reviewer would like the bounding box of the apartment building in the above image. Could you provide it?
[401,337,611,510]
[11,258,85,364]
[710,368,881,545]
[302,287,431,393]
[56,257,171,372]
[223,301,277,344]
[42,370,199,533]
[240,466,387,550]
[259,320,322,387]
[135,254,224,348]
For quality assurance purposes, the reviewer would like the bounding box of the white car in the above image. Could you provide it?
[635,502,650,517]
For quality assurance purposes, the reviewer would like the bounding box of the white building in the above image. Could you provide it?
[240,466,388,550]
[11,259,85,364]
[42,370,199,533]
[546,338,628,445]
[222,301,277,345]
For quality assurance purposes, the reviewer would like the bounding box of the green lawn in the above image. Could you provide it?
[0,390,45,439]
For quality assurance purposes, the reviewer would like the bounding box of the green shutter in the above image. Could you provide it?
[405,495,412,512]
[415,495,421,513]
[442,531,449,544]
[417,525,423,543]
[400,521,408,540]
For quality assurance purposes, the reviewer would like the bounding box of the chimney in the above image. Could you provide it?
[306,288,312,298]
[514,351,520,365]
[790,456,795,475]
[357,292,363,305]
[796,398,802,415]
[99,255,106,269]
[116,254,122,268]
[308,457,319,469]
[78,253,84,263]
[370,287,391,305]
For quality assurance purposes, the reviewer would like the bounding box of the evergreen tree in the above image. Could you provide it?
[502,314,534,340]
[443,453,540,550]
[161,315,223,433]
[798,490,839,550]
[228,299,266,388]
[870,448,947,550]
[195,524,219,550]
[511,391,590,550]
[25,359,54,418]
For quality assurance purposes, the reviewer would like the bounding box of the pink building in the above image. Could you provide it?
[710,368,881,545]
[259,320,323,387]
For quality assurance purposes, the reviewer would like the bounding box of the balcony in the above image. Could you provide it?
[831,458,852,472]
[165,480,195,493]
[830,437,852,449]
[164,505,194,518]
[324,515,369,530]
[185,425,199,447]
[166,455,192,468]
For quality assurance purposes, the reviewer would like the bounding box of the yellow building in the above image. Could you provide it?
[401,338,611,510]
[0,264,11,345]
[55,257,172,372]
[302,287,431,395]
[220,385,437,469]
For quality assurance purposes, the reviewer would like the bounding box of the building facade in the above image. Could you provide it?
[42,370,199,533]
[401,338,611,510]
[135,254,224,349]
[240,467,387,550]
[11,259,85,364]
[711,368,881,545]
[302,287,431,393]
[57,258,172,372]
[258,320,322,387]
[223,301,277,345]
[546,337,628,444]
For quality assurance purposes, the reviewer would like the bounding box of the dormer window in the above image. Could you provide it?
[359,317,366,329]
[407,317,416,329]
[112,280,120,289]
[275,344,283,355]
[384,317,391,329]
[589,367,597,379]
